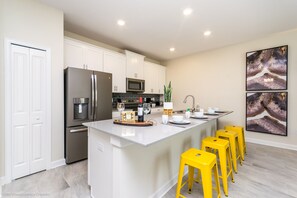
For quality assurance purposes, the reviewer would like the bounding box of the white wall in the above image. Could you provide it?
[0,0,64,177]
[165,29,297,148]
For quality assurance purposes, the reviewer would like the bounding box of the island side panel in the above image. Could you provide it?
[89,128,114,198]
[117,120,216,198]
[88,119,217,198]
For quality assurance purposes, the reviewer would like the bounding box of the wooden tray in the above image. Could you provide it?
[113,120,153,126]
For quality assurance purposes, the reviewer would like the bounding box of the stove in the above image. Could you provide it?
[122,100,139,111]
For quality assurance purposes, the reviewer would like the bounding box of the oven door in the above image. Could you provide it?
[126,78,145,92]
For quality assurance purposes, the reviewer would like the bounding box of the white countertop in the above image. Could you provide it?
[83,112,232,147]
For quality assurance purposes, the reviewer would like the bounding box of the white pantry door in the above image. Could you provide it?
[11,44,47,179]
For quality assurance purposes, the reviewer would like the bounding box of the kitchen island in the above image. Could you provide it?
[83,112,231,198]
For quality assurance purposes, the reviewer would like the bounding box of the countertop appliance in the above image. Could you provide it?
[126,78,145,92]
[64,67,112,164]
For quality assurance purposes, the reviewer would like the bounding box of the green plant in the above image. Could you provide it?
[164,81,172,102]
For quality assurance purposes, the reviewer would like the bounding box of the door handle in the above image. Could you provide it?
[91,74,95,117]
[94,74,98,119]
[70,128,88,133]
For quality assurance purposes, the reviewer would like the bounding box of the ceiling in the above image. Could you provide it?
[40,0,297,61]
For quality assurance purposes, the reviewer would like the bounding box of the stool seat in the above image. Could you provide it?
[176,148,221,198]
[225,125,246,160]
[182,148,216,166]
[202,137,234,196]
[216,130,242,173]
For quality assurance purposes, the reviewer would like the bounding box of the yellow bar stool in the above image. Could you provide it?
[201,137,234,197]
[176,148,221,198]
[225,125,246,160]
[216,130,242,173]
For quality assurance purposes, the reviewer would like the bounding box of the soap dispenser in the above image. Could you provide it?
[185,108,191,119]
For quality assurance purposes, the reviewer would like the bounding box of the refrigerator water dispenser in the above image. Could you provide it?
[73,98,89,120]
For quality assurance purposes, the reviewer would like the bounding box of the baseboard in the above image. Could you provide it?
[50,159,66,169]
[1,176,7,197]
[246,137,297,151]
[149,168,188,198]
[0,176,9,186]
[0,178,2,197]
[149,173,178,198]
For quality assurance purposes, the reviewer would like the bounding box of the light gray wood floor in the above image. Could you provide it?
[164,143,297,198]
[2,160,90,198]
[1,143,297,198]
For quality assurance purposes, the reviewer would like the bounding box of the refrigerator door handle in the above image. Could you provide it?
[91,74,95,117]
[94,74,98,119]
[70,127,88,133]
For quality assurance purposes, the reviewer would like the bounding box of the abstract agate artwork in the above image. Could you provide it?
[246,46,288,91]
[246,92,287,136]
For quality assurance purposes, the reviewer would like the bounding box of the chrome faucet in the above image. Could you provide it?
[183,95,195,112]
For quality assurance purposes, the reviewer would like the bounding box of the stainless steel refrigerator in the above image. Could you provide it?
[64,67,112,164]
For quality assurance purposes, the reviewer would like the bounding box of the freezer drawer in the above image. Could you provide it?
[65,126,88,164]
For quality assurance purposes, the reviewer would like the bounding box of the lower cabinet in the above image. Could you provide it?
[112,108,163,119]
[112,111,121,119]
[151,107,163,114]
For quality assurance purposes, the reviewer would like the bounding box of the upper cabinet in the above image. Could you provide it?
[64,38,103,71]
[103,51,126,93]
[125,50,145,79]
[158,65,166,94]
[144,61,166,94]
[64,38,166,94]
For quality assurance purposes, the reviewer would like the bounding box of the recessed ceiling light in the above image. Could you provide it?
[204,31,212,36]
[117,19,125,26]
[183,8,193,16]
[169,48,175,52]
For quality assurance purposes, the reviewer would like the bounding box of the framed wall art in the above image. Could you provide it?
[246,92,287,136]
[246,45,288,91]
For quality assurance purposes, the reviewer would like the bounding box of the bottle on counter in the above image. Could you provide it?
[185,108,191,119]
[138,97,144,122]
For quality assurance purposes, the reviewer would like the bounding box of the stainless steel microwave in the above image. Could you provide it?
[126,78,145,92]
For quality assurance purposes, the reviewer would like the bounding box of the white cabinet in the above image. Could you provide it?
[112,111,121,119]
[151,107,163,114]
[144,62,158,94]
[144,61,166,94]
[158,65,166,94]
[103,51,126,93]
[125,50,145,79]
[64,38,103,71]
